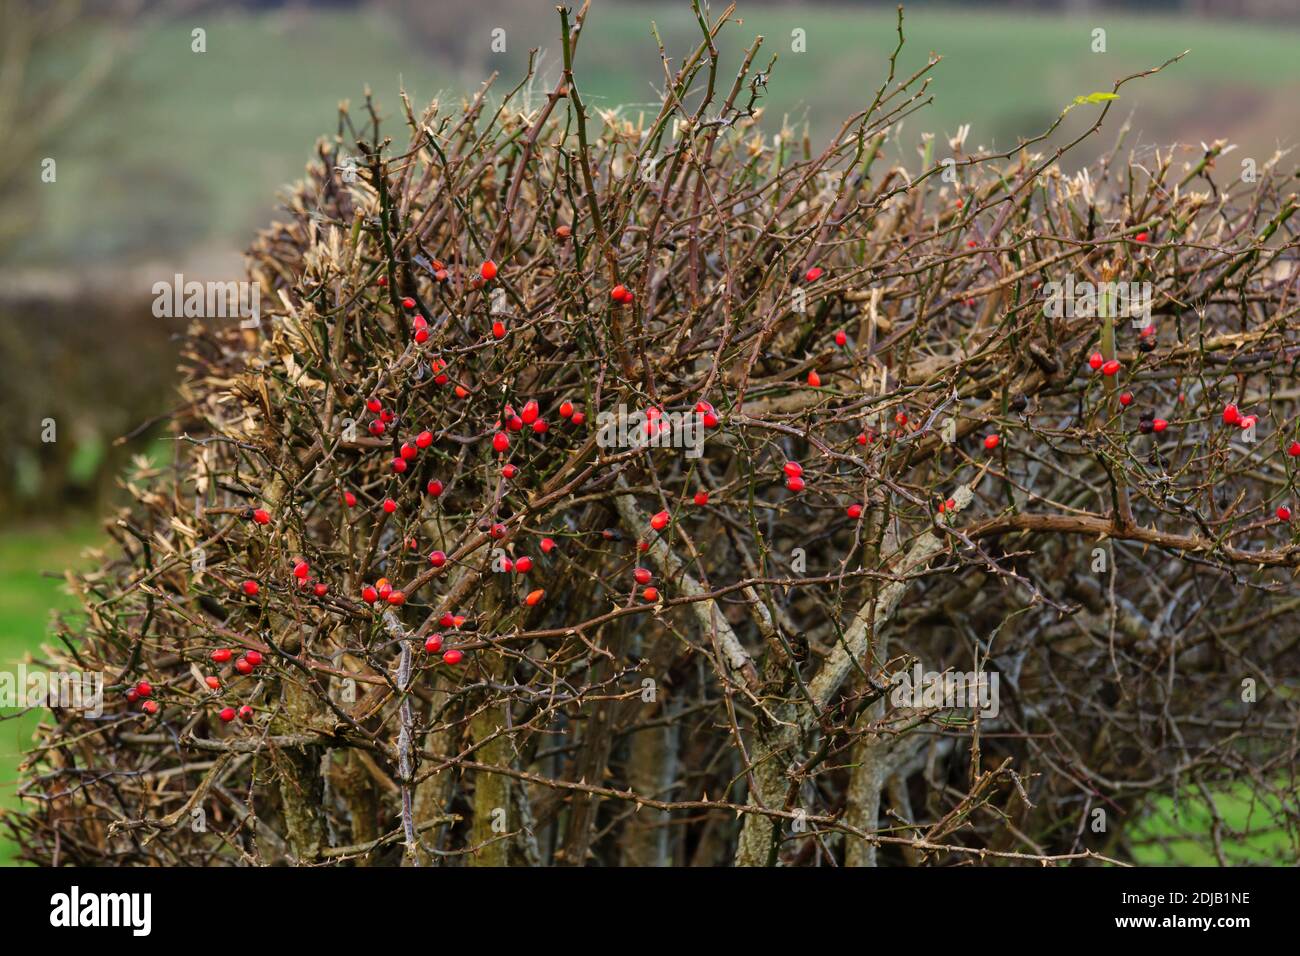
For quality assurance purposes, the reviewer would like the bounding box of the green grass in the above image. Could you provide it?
[1128,784,1295,865]
[0,519,103,865]
[26,4,1300,265]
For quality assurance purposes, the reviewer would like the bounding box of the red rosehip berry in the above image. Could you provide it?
[416,430,433,449]
[1289,441,1300,457]
[490,523,507,539]
[525,589,545,607]
[540,537,556,554]
[387,590,406,606]
[369,419,385,436]
[135,680,153,698]
[142,700,159,715]
[532,419,549,434]
[362,586,378,604]
[211,648,232,664]
[804,266,824,282]
[443,648,464,665]
[382,498,397,514]
[1088,352,1104,371]
[239,705,254,722]
[426,479,444,497]
[571,411,586,426]
[642,587,659,602]
[1277,505,1292,522]
[493,432,510,453]
[391,457,407,474]
[1119,392,1133,407]
[1101,359,1121,376]
[344,491,357,508]
[783,461,803,478]
[366,398,382,413]
[559,401,574,418]
[514,555,533,574]
[293,561,310,580]
[219,707,236,723]
[847,503,863,519]
[245,650,263,667]
[429,550,447,568]
[634,567,652,586]
[834,329,847,347]
[521,400,540,425]
[401,296,416,310]
[650,510,670,531]
[807,369,822,388]
[400,442,418,461]
[1223,404,1240,425]
[1135,231,1149,243]
[241,580,259,597]
[502,462,517,479]
[235,658,254,676]
[251,508,271,525]
[480,260,497,281]
[786,476,805,492]
[983,434,1000,450]
[423,633,445,654]
[693,490,709,506]
[313,582,328,597]
[492,320,507,340]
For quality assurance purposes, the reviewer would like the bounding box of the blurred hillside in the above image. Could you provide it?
[15,2,1300,269]
[2,0,1296,523]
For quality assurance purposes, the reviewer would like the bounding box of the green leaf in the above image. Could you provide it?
[1073,92,1119,105]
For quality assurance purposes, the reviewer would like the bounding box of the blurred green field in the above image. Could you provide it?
[1130,786,1294,865]
[27,3,1300,265]
[0,519,101,865]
